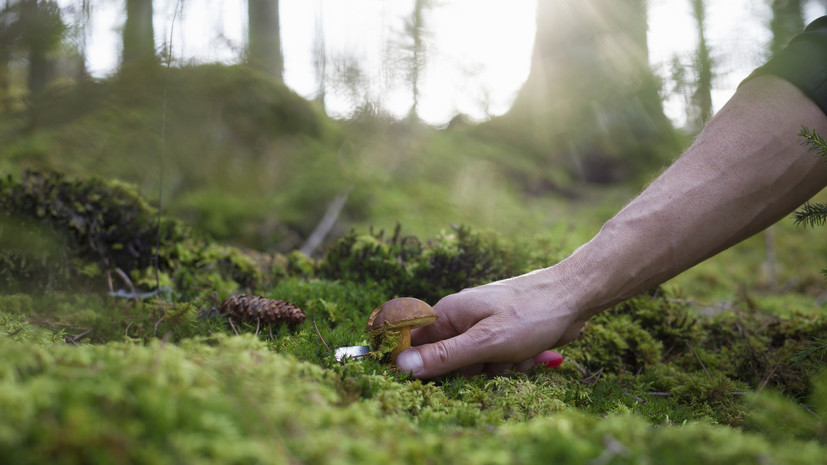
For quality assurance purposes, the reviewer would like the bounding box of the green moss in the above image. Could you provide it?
[0,335,824,465]
[0,171,262,298]
[2,173,827,462]
[0,310,65,347]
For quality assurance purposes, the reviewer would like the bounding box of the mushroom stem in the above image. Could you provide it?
[391,326,411,363]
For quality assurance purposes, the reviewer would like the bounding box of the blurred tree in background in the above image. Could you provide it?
[500,0,676,184]
[0,0,66,96]
[690,0,712,130]
[769,0,805,56]
[402,0,430,122]
[122,0,155,67]
[248,0,283,80]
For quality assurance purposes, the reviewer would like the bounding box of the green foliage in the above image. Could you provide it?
[318,224,530,303]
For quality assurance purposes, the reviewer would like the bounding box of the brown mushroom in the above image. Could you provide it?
[365,297,438,363]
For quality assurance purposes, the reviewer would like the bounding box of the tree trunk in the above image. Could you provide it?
[21,0,63,95]
[691,0,713,130]
[248,0,283,80]
[405,0,428,121]
[768,0,804,56]
[505,0,673,183]
[0,0,9,102]
[0,50,8,107]
[122,0,155,67]
[312,2,325,107]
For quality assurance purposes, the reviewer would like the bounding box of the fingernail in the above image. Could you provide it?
[396,349,423,375]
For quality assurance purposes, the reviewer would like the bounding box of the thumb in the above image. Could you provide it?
[396,331,488,379]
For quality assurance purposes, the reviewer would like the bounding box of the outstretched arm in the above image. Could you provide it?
[398,74,827,379]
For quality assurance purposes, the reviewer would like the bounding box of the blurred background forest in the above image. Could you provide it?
[1,0,827,282]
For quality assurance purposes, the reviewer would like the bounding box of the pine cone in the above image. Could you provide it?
[221,295,306,326]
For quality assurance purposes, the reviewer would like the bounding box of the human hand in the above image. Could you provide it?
[396,269,586,378]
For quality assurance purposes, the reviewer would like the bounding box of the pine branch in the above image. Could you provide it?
[790,336,827,366]
[798,126,827,160]
[794,128,827,228]
[794,202,827,228]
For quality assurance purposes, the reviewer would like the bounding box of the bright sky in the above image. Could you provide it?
[69,0,826,127]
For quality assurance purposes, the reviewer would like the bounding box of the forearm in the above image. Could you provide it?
[548,75,827,318]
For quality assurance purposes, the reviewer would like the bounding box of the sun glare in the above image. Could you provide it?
[65,0,826,126]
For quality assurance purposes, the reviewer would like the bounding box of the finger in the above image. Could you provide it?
[411,318,458,346]
[397,327,500,379]
[412,293,493,346]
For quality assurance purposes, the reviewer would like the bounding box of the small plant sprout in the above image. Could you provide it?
[366,297,438,364]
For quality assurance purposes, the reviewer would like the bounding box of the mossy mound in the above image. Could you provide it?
[1,64,349,249]
[317,223,532,303]
[0,170,260,297]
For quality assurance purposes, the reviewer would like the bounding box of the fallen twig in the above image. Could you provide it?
[300,187,352,257]
[313,320,332,354]
[113,267,140,305]
[687,342,711,380]
[581,367,604,385]
[631,366,643,387]
[663,351,683,365]
[6,327,23,337]
[153,317,165,337]
[756,362,780,394]
[565,356,589,377]
[66,328,92,344]
[228,318,239,336]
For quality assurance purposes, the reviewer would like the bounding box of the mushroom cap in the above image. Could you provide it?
[365,297,437,333]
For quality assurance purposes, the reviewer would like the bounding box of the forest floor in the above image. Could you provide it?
[1,65,825,464]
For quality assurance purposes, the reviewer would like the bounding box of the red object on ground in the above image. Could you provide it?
[533,350,564,368]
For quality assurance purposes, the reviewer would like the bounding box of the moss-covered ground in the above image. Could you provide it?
[1,65,826,464]
[1,170,826,464]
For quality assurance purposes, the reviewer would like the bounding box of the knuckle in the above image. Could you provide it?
[473,325,499,347]
[431,340,453,366]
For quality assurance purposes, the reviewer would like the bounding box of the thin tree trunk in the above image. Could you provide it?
[691,0,713,129]
[312,0,326,107]
[22,0,54,94]
[248,0,283,80]
[406,0,428,121]
[0,0,9,101]
[769,0,804,56]
[122,0,155,67]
